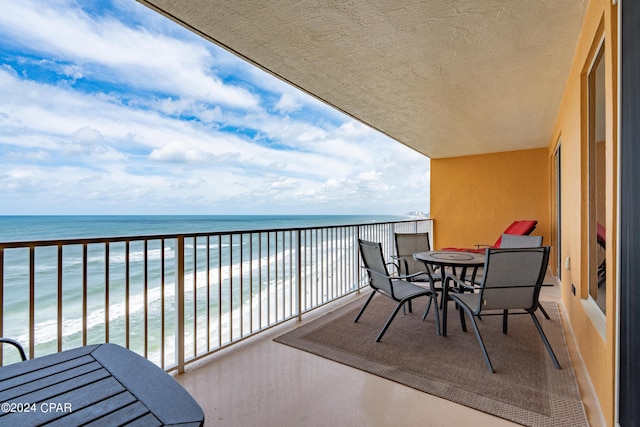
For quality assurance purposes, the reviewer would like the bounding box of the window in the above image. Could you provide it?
[587,42,606,314]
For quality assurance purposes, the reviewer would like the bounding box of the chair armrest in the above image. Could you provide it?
[385,261,400,274]
[361,266,399,281]
[0,338,27,361]
[361,266,428,284]
[442,274,479,304]
[395,271,428,281]
[444,273,477,291]
[391,255,409,275]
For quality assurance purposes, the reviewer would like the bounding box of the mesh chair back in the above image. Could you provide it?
[479,247,549,311]
[394,232,434,276]
[500,234,543,248]
[359,239,394,295]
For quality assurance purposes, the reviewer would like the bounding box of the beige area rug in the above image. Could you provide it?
[275,295,588,427]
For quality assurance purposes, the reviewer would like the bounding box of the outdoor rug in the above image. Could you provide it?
[275,295,588,427]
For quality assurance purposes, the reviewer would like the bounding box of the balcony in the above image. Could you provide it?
[0,218,604,426]
[174,272,605,427]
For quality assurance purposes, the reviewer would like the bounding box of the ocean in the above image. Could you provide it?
[0,214,414,242]
[0,215,424,366]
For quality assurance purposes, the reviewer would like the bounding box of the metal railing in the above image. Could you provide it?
[0,219,432,372]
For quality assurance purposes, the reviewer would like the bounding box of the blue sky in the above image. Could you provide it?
[0,0,430,215]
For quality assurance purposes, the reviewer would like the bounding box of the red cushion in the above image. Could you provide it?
[442,220,538,251]
[494,220,537,247]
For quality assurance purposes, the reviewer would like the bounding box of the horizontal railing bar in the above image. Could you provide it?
[0,219,432,248]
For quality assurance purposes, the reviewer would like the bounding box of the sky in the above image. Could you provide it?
[0,0,430,216]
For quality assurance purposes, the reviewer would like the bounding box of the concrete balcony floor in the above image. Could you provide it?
[175,275,605,427]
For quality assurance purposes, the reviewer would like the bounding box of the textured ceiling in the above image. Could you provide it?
[137,0,587,159]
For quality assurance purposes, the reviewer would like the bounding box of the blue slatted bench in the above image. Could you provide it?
[0,343,204,427]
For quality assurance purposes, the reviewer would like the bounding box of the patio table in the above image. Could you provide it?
[0,343,204,427]
[413,250,485,283]
[413,250,486,334]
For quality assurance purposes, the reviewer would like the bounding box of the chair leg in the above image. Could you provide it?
[502,309,508,334]
[530,313,561,369]
[465,310,494,373]
[433,296,441,335]
[422,294,441,335]
[354,291,376,323]
[375,301,406,342]
[537,302,551,319]
[422,296,433,318]
[442,294,449,336]
[459,304,467,332]
[401,300,414,315]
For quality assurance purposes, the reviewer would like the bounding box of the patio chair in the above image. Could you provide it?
[394,232,442,317]
[394,232,436,280]
[499,234,550,324]
[500,233,543,248]
[472,234,544,281]
[355,239,438,341]
[442,247,560,373]
[442,220,538,253]
[0,338,27,361]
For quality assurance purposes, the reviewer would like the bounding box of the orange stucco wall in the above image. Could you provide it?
[430,1,618,424]
[546,0,617,424]
[431,148,549,251]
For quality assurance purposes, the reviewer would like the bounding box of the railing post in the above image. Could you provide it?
[0,248,3,364]
[297,229,302,321]
[176,236,185,374]
[29,246,35,360]
[356,227,361,294]
[125,241,130,350]
[83,243,88,347]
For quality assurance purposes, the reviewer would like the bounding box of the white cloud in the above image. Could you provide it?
[0,0,430,215]
[275,93,302,113]
[0,0,260,110]
[269,177,300,190]
[72,126,103,144]
[149,140,203,163]
[358,170,381,181]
